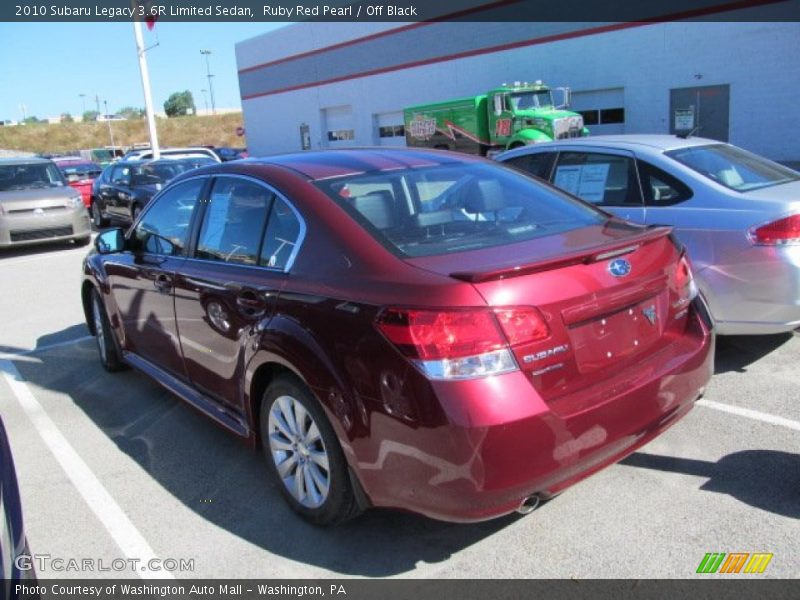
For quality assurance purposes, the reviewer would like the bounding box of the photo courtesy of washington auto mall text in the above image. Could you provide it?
[15,583,348,599]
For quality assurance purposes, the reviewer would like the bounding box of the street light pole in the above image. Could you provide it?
[133,20,160,159]
[103,100,116,149]
[79,93,86,116]
[200,50,216,115]
[201,89,209,114]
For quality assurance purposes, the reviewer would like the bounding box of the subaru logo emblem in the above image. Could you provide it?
[608,258,631,277]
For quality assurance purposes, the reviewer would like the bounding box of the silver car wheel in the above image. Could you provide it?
[268,394,330,508]
[92,295,107,363]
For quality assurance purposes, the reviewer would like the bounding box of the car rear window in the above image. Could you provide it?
[60,163,101,180]
[314,162,606,258]
[666,143,800,192]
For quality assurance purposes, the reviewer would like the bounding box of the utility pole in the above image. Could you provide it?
[79,93,86,116]
[201,89,208,114]
[133,20,160,159]
[200,50,216,115]
[95,95,101,115]
[103,100,116,149]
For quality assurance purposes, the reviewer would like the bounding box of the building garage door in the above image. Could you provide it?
[322,105,355,147]
[572,88,625,135]
[374,111,406,146]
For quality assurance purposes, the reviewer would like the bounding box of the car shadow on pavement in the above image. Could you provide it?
[713,333,795,374]
[12,332,521,577]
[0,324,90,355]
[0,239,90,261]
[620,450,799,519]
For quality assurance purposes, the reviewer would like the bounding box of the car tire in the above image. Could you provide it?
[75,236,91,247]
[91,288,124,372]
[260,375,361,525]
[91,201,108,229]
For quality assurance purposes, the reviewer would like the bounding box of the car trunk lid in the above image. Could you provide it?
[406,222,693,404]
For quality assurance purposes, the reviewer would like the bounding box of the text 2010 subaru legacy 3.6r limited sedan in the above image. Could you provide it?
[81,149,713,524]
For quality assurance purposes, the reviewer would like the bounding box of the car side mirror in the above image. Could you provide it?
[95,228,125,254]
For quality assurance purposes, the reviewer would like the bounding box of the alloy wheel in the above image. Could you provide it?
[267,394,331,508]
[92,295,107,363]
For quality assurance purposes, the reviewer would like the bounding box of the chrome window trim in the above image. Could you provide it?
[163,172,307,273]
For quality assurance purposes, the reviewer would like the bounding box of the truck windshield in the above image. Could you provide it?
[666,144,800,192]
[315,162,606,258]
[509,90,553,110]
[0,163,66,191]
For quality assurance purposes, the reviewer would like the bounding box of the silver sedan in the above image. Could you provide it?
[497,135,800,335]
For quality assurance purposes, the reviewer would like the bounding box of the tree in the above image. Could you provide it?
[22,116,40,124]
[61,113,74,123]
[163,90,196,117]
[118,106,144,120]
[82,110,100,122]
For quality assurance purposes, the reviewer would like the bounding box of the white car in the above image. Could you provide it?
[121,147,221,163]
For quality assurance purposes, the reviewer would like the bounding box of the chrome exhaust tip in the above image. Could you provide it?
[516,494,540,514]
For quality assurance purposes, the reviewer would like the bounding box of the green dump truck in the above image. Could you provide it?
[404,81,589,156]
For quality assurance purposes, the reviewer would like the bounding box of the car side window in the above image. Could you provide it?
[133,179,202,256]
[502,152,556,181]
[111,166,131,186]
[260,197,302,270]
[637,159,693,206]
[553,152,642,207]
[196,177,273,266]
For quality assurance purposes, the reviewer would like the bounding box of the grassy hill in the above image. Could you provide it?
[0,112,247,155]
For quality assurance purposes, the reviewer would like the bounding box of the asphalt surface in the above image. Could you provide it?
[0,238,797,580]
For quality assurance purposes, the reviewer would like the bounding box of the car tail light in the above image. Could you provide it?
[376,307,549,380]
[749,214,800,245]
[674,252,698,307]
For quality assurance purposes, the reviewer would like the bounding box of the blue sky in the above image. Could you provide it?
[0,22,286,121]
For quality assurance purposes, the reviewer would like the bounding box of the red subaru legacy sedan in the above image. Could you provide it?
[81,149,714,525]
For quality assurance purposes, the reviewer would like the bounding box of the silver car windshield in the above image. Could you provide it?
[0,163,66,191]
[666,144,800,192]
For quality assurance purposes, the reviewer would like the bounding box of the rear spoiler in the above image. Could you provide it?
[450,226,673,283]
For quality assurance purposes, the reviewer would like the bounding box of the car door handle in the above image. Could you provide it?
[236,289,268,317]
[236,290,266,308]
[154,273,172,293]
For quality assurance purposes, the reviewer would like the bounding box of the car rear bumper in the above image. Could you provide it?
[0,208,91,248]
[698,244,800,335]
[354,302,714,522]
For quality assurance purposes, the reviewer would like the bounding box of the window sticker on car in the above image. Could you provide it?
[554,163,610,203]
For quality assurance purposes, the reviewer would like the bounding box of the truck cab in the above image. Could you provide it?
[486,81,588,150]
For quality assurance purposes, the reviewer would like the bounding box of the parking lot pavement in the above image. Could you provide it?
[0,243,797,579]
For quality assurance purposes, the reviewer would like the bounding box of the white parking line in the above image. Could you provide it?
[0,358,172,580]
[0,336,93,361]
[697,398,800,432]
[0,247,92,267]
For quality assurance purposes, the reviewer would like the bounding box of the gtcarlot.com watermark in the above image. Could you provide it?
[15,553,195,574]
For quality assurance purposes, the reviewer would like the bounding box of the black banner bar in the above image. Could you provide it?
[9,579,800,600]
[2,0,799,22]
